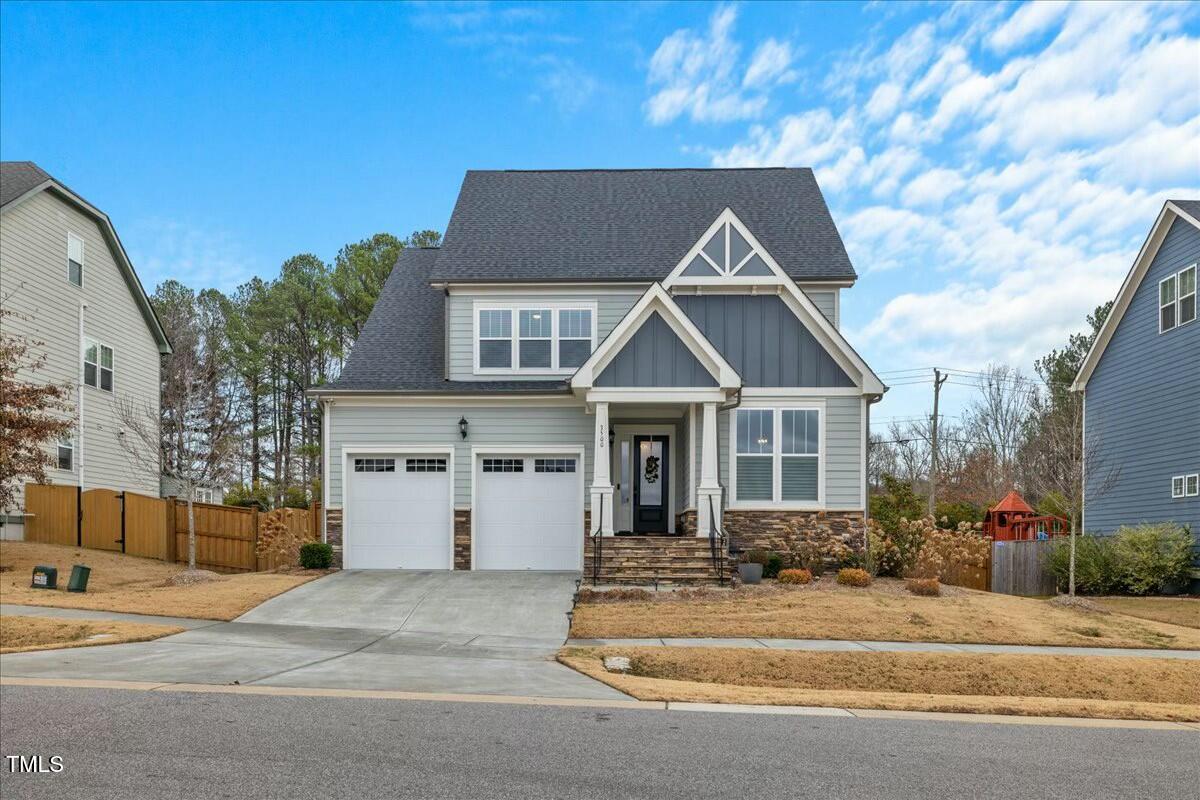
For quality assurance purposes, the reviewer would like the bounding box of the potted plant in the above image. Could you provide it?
[738,550,767,584]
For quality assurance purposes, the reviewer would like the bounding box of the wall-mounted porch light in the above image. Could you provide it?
[458,416,469,440]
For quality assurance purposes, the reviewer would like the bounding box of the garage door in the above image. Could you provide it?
[475,455,583,571]
[345,455,452,570]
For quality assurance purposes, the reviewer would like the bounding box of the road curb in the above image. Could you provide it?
[4,675,1196,730]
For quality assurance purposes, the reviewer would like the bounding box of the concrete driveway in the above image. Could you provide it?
[0,571,625,700]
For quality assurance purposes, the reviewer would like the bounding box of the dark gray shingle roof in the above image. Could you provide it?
[1170,199,1200,221]
[323,247,568,393]
[429,168,856,282]
[1,161,52,206]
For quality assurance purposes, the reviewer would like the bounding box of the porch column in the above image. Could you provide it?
[697,401,722,537]
[590,401,615,536]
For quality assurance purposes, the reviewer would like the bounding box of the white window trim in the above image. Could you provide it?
[473,300,598,376]
[1176,263,1196,328]
[57,435,74,472]
[67,232,84,287]
[1171,475,1186,499]
[1159,264,1196,334]
[729,401,825,510]
[83,337,115,392]
[1186,473,1199,497]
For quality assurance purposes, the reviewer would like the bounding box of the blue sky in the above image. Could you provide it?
[3,1,1198,423]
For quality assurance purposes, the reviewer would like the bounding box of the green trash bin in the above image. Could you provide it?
[31,565,57,589]
[68,564,91,593]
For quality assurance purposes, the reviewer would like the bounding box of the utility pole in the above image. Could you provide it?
[928,367,948,518]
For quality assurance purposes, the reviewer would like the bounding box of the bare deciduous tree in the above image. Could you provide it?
[962,364,1033,499]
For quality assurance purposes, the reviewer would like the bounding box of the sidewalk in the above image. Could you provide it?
[1,603,220,630]
[565,636,1200,660]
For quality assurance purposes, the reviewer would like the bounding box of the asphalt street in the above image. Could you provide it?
[2,685,1196,800]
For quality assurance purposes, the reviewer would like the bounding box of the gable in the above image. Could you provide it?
[675,294,854,388]
[595,311,718,388]
[667,208,791,286]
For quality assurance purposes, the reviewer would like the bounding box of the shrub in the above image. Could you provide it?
[777,568,812,585]
[836,568,872,587]
[866,517,925,578]
[906,577,941,597]
[255,509,308,566]
[1113,523,1194,595]
[934,501,983,529]
[224,482,271,511]
[869,475,925,534]
[1046,534,1121,594]
[298,542,333,569]
[906,518,989,585]
[744,550,784,578]
[792,542,826,577]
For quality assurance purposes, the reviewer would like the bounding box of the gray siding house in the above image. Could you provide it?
[0,162,171,540]
[1073,200,1199,568]
[312,169,886,573]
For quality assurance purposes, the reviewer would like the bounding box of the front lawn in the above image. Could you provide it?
[1,614,183,654]
[570,579,1200,650]
[560,646,1200,722]
[0,541,325,621]
[1092,597,1199,629]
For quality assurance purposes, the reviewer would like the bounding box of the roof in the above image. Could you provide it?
[429,169,856,283]
[319,247,569,394]
[1,161,172,354]
[990,491,1034,515]
[1072,199,1199,390]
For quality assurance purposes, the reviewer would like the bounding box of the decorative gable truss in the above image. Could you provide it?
[571,283,741,394]
[665,208,886,395]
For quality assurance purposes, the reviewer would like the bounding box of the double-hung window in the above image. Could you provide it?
[57,435,74,471]
[734,407,822,505]
[67,233,84,286]
[1161,264,1196,333]
[83,338,114,391]
[475,302,595,374]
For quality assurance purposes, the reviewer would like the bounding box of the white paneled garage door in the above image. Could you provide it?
[474,454,583,571]
[345,454,452,570]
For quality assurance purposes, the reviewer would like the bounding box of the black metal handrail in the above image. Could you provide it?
[707,494,728,585]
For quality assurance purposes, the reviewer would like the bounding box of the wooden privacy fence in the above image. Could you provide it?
[22,483,320,573]
[991,539,1057,596]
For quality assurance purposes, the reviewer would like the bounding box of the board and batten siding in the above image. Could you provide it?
[446,288,645,381]
[718,396,863,510]
[0,190,162,525]
[1085,216,1200,538]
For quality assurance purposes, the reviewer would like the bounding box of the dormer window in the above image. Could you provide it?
[474,302,596,375]
[1160,264,1196,333]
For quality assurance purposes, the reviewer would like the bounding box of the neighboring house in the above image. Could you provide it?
[312,168,885,574]
[160,475,225,505]
[1072,199,1199,569]
[0,161,171,540]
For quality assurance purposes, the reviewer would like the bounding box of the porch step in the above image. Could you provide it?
[584,536,728,585]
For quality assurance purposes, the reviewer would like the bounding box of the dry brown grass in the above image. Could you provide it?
[570,577,1200,650]
[1,614,182,654]
[1092,597,1200,630]
[559,647,1200,722]
[0,542,324,621]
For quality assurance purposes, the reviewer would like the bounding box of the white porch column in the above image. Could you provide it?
[697,401,722,537]
[589,401,615,536]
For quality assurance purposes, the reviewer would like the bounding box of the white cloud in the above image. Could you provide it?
[645,5,794,125]
[901,167,967,207]
[743,38,796,88]
[864,83,902,121]
[125,218,260,293]
[987,0,1070,52]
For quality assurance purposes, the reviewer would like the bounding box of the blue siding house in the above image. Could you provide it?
[1073,199,1200,577]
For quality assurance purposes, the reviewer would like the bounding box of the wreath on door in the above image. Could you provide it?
[643,454,660,484]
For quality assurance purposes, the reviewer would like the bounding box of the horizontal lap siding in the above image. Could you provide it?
[806,289,837,327]
[328,404,594,507]
[0,191,161,509]
[1086,217,1200,537]
[446,289,645,381]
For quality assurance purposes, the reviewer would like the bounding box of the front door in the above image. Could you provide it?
[633,435,669,533]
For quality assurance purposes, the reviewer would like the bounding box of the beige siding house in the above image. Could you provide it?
[0,161,171,540]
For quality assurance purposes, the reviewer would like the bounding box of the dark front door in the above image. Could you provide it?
[633,435,669,533]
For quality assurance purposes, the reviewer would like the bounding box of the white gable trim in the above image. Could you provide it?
[1073,201,1200,391]
[664,208,790,286]
[570,283,741,390]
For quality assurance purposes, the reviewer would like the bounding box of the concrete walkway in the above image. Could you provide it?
[566,637,1200,660]
[1,572,626,700]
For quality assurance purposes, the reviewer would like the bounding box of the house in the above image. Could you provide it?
[310,169,886,577]
[160,475,225,505]
[0,161,171,540]
[1072,199,1199,572]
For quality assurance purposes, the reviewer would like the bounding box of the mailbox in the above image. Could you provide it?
[68,564,92,593]
[31,565,57,589]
